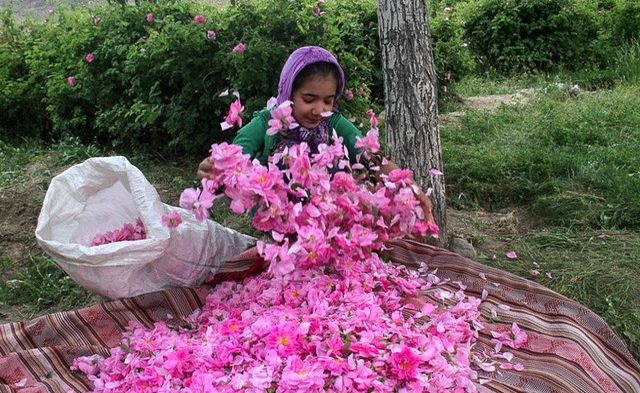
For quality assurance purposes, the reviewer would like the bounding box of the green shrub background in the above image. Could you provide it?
[0,0,381,155]
[1,0,636,155]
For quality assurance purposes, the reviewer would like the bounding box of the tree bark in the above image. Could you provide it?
[377,0,447,244]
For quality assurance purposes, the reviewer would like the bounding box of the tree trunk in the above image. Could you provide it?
[377,0,447,245]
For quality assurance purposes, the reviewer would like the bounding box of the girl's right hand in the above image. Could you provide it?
[197,157,213,180]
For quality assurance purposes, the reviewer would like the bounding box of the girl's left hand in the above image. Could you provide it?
[413,187,436,227]
[197,157,213,180]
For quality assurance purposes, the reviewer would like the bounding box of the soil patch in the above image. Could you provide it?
[439,88,537,127]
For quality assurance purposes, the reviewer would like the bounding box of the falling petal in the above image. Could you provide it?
[219,89,229,97]
[505,250,518,260]
[272,231,284,242]
[545,271,553,279]
[429,168,443,176]
[477,362,496,372]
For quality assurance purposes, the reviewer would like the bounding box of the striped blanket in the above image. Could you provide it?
[1,239,638,392]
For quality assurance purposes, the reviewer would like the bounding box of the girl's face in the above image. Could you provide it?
[291,74,338,129]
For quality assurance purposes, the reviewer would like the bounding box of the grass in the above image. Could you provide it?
[480,229,640,359]
[0,256,94,318]
[442,84,640,229]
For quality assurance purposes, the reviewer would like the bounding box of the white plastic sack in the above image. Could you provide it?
[35,156,255,299]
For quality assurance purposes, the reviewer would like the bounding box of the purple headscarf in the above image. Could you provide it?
[276,46,345,108]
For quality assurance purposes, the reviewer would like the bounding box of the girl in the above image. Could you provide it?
[197,45,436,226]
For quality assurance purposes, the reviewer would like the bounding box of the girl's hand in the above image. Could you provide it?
[197,157,213,180]
[413,187,436,226]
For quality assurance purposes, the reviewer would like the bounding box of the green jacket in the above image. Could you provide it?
[232,108,363,165]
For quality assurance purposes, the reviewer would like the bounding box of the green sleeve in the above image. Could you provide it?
[232,109,271,161]
[330,113,363,163]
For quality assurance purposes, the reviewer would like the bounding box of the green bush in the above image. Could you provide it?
[610,0,640,44]
[428,1,476,97]
[0,9,52,142]
[462,0,600,73]
[0,0,381,156]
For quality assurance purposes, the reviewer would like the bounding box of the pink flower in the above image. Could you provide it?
[72,355,100,375]
[312,6,324,16]
[266,323,301,356]
[90,218,146,246]
[491,323,528,351]
[193,14,205,24]
[389,345,420,380]
[179,180,216,221]
[365,109,379,128]
[146,12,154,24]
[386,168,413,185]
[85,52,95,63]
[206,30,216,40]
[220,98,244,130]
[505,250,518,260]
[209,142,246,171]
[344,88,354,101]
[267,101,298,135]
[161,211,182,228]
[66,76,77,86]
[426,221,439,236]
[232,42,246,54]
[357,87,365,96]
[355,128,380,153]
[79,126,517,392]
[280,356,326,391]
